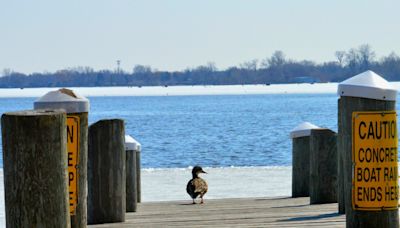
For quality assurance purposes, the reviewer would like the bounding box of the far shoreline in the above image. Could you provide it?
[0,83,341,98]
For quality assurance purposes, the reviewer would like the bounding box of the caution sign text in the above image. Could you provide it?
[352,111,398,211]
[67,116,80,215]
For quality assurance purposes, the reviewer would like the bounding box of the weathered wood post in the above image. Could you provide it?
[1,110,70,227]
[337,98,345,214]
[34,88,90,228]
[136,142,142,203]
[88,119,126,224]
[309,128,337,204]
[290,122,320,197]
[338,70,398,227]
[125,135,141,212]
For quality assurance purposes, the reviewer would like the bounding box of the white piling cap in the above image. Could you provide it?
[290,122,321,138]
[34,88,89,113]
[337,70,397,101]
[125,135,141,151]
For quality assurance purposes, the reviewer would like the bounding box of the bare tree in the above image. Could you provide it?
[239,59,258,70]
[68,66,94,74]
[206,62,217,72]
[133,65,152,74]
[260,51,286,68]
[193,62,217,73]
[345,48,360,72]
[260,58,269,69]
[2,68,12,77]
[358,44,375,69]
[268,51,286,67]
[335,51,346,66]
[381,52,400,62]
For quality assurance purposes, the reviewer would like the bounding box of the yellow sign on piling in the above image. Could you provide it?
[352,111,399,211]
[67,116,80,215]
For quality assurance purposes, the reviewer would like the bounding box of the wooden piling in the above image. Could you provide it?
[136,150,141,203]
[292,136,310,197]
[125,135,141,211]
[69,112,88,227]
[34,88,90,228]
[337,98,345,214]
[309,128,337,204]
[88,119,126,224]
[290,122,320,197]
[1,110,70,228]
[338,70,398,227]
[126,149,137,212]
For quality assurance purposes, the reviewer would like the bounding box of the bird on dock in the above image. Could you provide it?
[186,166,208,204]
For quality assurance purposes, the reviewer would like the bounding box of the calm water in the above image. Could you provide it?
[0,94,339,168]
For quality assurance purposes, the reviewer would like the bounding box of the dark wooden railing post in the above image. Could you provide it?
[125,135,141,212]
[309,128,337,204]
[337,98,345,214]
[136,144,142,203]
[338,70,398,227]
[88,119,126,224]
[1,110,70,227]
[290,122,320,197]
[34,88,90,228]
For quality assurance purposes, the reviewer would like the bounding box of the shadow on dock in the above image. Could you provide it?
[271,204,309,208]
[177,202,204,206]
[278,212,341,222]
[255,196,292,201]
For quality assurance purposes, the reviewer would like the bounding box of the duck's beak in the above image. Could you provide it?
[201,170,207,174]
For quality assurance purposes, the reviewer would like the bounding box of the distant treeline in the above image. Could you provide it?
[1,44,400,88]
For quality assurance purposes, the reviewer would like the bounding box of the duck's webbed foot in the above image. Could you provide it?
[200,197,204,204]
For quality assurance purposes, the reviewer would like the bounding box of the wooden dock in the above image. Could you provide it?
[89,197,345,227]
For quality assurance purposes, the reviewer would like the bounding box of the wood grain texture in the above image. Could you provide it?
[339,97,398,228]
[136,151,141,203]
[309,129,337,204]
[1,110,70,228]
[69,112,89,228]
[337,98,345,214]
[126,150,137,212]
[88,119,126,224]
[88,197,345,227]
[292,136,310,197]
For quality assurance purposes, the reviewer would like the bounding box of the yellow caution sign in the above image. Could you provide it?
[67,116,80,215]
[352,111,398,211]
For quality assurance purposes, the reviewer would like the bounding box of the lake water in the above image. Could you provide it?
[0,93,339,168]
[0,86,399,227]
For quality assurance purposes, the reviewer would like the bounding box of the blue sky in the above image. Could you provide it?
[1,0,399,74]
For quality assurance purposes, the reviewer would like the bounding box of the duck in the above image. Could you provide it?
[186,166,208,204]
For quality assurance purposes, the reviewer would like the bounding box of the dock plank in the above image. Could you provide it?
[89,197,345,227]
